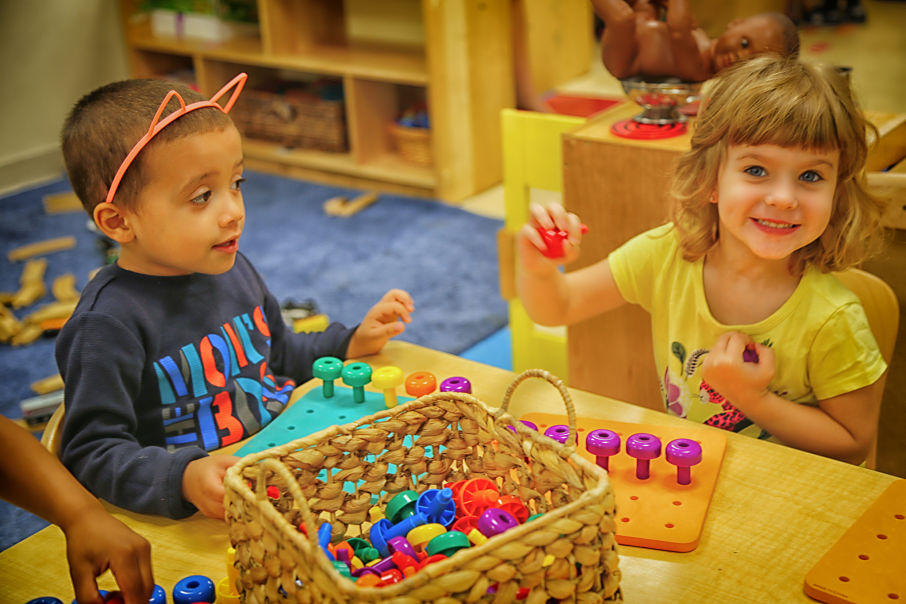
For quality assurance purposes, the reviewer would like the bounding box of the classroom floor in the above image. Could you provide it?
[459,0,906,477]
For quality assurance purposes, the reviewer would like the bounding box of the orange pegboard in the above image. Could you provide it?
[804,479,906,604]
[522,413,726,552]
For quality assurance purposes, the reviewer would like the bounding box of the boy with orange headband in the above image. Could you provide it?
[57,74,414,519]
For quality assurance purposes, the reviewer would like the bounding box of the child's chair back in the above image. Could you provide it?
[834,268,899,469]
[497,108,586,380]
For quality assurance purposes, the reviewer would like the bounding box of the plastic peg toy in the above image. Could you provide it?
[331,559,352,578]
[586,429,621,471]
[215,577,239,604]
[318,522,336,561]
[451,515,480,534]
[341,361,372,403]
[312,356,343,398]
[26,599,63,604]
[665,438,703,485]
[497,494,529,523]
[372,365,404,408]
[467,528,489,546]
[457,477,500,517]
[543,424,576,445]
[419,553,449,568]
[405,523,446,552]
[355,572,381,587]
[425,531,471,557]
[626,433,662,480]
[370,511,428,557]
[508,418,539,433]
[439,376,472,394]
[477,507,519,537]
[405,371,437,397]
[172,575,216,604]
[378,568,404,586]
[386,535,418,558]
[385,490,419,523]
[391,551,420,574]
[537,223,588,258]
[415,487,456,526]
[149,585,167,604]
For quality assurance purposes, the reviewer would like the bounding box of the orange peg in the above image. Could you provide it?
[405,371,436,398]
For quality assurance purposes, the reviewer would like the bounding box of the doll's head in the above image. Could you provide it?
[62,78,239,215]
[671,55,885,273]
[712,13,800,73]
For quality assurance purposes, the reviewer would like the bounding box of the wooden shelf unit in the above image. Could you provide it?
[117,0,592,201]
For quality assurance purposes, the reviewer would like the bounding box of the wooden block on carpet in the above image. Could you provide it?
[43,192,82,214]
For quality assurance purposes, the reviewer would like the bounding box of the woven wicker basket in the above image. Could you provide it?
[231,88,347,153]
[224,369,622,603]
[388,122,432,167]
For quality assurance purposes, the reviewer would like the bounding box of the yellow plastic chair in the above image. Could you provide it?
[497,108,585,380]
[40,402,65,457]
[834,268,899,469]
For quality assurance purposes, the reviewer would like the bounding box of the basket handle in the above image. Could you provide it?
[498,368,577,455]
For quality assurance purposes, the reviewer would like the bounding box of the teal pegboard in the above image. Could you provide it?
[236,385,414,456]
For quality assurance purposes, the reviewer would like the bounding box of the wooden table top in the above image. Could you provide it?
[0,340,897,603]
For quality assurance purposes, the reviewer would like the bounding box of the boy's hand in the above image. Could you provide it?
[346,289,414,358]
[182,455,238,520]
[519,202,585,273]
[64,504,153,604]
[702,331,775,411]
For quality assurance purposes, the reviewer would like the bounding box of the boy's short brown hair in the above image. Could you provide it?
[62,79,234,215]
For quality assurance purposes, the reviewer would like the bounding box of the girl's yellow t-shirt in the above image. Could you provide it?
[609,223,887,439]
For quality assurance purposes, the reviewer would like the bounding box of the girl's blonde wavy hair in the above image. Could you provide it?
[670,55,886,275]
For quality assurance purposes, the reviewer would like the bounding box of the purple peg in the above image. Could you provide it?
[439,376,472,393]
[543,424,575,445]
[665,438,703,485]
[626,433,662,480]
[586,429,621,471]
[477,507,519,538]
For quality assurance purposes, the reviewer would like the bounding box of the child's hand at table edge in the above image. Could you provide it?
[518,202,585,273]
[64,501,154,604]
[183,455,238,520]
[701,331,776,410]
[346,289,414,358]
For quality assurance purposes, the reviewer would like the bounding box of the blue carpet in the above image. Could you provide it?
[0,171,508,550]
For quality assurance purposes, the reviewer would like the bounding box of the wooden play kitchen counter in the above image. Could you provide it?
[0,340,898,602]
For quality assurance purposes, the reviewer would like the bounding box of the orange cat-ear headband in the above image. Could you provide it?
[104,72,247,205]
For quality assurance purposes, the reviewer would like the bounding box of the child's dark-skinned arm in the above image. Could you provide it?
[0,416,154,604]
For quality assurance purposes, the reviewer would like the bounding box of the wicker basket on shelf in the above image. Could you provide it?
[388,122,432,167]
[231,87,347,153]
[224,369,622,603]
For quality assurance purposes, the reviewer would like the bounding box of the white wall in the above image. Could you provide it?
[0,1,128,196]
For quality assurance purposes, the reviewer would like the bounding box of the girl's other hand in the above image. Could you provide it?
[702,331,775,410]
